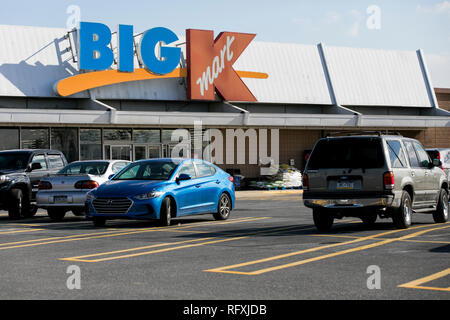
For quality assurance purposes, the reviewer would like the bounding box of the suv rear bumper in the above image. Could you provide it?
[303,191,399,209]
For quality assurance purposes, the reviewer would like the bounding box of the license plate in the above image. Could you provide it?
[337,182,354,190]
[54,196,68,204]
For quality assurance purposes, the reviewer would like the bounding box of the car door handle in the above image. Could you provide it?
[424,171,429,176]
[215,180,220,184]
[410,171,415,176]
[195,185,201,188]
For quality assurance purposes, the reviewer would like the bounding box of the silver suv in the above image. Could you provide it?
[302,133,449,231]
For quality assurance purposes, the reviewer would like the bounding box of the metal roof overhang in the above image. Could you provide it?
[0,108,448,129]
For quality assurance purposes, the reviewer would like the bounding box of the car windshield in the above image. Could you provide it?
[0,152,30,171]
[307,138,385,169]
[58,162,109,175]
[112,160,179,181]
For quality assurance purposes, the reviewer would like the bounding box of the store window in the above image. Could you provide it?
[21,128,49,149]
[0,128,19,151]
[104,129,132,142]
[162,129,179,144]
[80,129,102,160]
[133,130,161,144]
[51,128,79,163]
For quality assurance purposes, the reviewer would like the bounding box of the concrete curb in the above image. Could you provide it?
[235,189,303,199]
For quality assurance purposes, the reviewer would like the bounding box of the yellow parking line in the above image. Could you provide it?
[61,236,248,263]
[60,224,304,263]
[312,233,450,245]
[0,228,43,235]
[205,223,450,275]
[0,217,270,250]
[3,224,41,227]
[398,268,450,292]
[60,237,217,261]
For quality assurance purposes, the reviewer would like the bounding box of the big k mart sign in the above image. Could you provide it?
[56,22,268,101]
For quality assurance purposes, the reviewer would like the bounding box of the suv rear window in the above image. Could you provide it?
[307,138,385,169]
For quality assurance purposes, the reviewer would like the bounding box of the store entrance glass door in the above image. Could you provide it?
[104,145,132,161]
[134,144,163,160]
[164,144,191,159]
[134,145,147,161]
[148,144,162,159]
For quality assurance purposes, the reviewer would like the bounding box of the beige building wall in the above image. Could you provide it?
[419,88,450,148]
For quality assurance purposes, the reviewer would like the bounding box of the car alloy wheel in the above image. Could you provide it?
[393,191,412,229]
[214,194,231,221]
[402,198,412,226]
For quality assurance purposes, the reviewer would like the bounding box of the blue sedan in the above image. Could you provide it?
[85,158,235,227]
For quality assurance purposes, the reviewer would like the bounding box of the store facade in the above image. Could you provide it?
[0,23,449,179]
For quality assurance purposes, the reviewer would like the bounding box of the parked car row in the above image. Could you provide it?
[1,137,448,232]
[0,149,236,227]
[303,133,449,231]
[0,149,67,219]
[37,160,130,221]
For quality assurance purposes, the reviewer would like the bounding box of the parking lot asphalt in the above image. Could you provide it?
[0,190,448,300]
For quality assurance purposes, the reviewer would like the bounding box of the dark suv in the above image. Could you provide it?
[302,133,448,231]
[0,150,67,218]
[426,148,450,183]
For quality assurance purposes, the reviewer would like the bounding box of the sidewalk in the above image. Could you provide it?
[235,189,303,200]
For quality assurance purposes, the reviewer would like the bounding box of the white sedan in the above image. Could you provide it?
[37,160,130,221]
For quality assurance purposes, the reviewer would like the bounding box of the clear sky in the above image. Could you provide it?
[1,0,449,87]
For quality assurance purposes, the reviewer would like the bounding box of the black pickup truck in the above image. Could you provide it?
[0,150,67,218]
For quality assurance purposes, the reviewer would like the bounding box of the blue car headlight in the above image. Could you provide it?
[134,190,164,200]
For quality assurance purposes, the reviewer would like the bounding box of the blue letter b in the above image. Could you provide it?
[79,22,114,71]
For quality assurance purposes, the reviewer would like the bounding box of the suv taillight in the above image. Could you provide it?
[38,181,52,190]
[436,152,444,170]
[228,176,234,183]
[302,173,309,191]
[75,180,99,189]
[383,172,395,190]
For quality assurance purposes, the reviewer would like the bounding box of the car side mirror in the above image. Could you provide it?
[28,163,42,172]
[176,174,191,184]
[432,159,442,168]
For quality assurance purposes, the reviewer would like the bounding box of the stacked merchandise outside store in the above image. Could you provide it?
[249,164,303,190]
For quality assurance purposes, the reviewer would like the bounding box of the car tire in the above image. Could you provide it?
[72,208,85,217]
[8,188,29,219]
[158,197,172,226]
[361,212,377,226]
[313,208,334,232]
[24,204,38,218]
[392,191,412,229]
[213,193,231,221]
[47,208,66,222]
[432,189,449,223]
[93,217,106,227]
